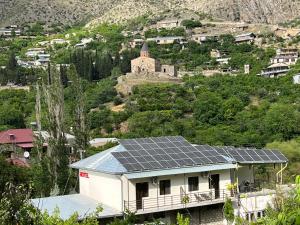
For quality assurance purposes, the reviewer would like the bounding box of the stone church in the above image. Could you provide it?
[131,42,177,77]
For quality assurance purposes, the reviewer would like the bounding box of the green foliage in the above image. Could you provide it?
[0,90,35,128]
[256,175,300,225]
[223,198,234,223]
[85,78,117,110]
[176,213,190,225]
[181,19,202,29]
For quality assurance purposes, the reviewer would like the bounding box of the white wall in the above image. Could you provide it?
[124,170,232,210]
[235,194,275,222]
[79,170,123,211]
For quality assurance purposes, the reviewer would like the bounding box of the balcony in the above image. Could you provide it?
[124,189,233,214]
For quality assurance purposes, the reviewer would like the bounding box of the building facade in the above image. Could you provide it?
[32,136,288,224]
[130,43,177,77]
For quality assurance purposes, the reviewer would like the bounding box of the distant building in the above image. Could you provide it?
[191,34,219,44]
[260,63,289,78]
[244,64,250,74]
[0,129,35,152]
[25,48,45,58]
[293,74,300,84]
[147,36,186,45]
[0,25,21,37]
[131,42,177,77]
[50,38,69,45]
[271,48,299,65]
[155,19,182,29]
[89,138,118,147]
[75,38,93,48]
[235,33,256,44]
[129,39,144,48]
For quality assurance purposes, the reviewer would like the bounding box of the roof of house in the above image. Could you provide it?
[268,63,289,68]
[70,136,287,176]
[31,194,122,220]
[0,129,33,144]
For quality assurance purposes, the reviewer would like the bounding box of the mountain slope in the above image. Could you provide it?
[1,0,300,26]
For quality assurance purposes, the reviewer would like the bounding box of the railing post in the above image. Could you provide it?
[142,199,144,211]
[171,195,173,207]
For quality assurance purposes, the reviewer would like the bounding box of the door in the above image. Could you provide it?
[209,174,220,199]
[136,182,149,210]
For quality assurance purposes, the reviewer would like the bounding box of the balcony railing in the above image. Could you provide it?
[124,189,233,214]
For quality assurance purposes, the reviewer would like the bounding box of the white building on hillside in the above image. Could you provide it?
[32,136,288,224]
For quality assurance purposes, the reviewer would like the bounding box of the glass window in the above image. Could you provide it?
[188,176,199,192]
[159,180,171,195]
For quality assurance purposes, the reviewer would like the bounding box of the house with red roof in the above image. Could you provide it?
[0,128,35,151]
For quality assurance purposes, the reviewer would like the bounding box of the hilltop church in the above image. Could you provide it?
[116,42,180,95]
[130,42,177,77]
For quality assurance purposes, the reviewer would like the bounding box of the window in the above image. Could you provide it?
[257,211,262,218]
[160,180,171,195]
[188,176,199,192]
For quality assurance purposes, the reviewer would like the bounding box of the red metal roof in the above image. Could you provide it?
[0,129,34,144]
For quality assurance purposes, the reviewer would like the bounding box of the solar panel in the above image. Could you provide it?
[113,136,288,172]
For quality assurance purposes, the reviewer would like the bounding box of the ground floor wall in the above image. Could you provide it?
[135,204,225,225]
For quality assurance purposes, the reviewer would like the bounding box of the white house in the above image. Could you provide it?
[260,63,290,78]
[191,34,219,44]
[32,136,288,224]
[147,36,186,45]
[235,33,256,44]
[271,48,299,65]
[155,19,182,30]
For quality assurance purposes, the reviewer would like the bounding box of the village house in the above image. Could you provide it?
[191,34,219,44]
[0,25,21,37]
[129,39,144,48]
[75,38,93,48]
[50,38,69,45]
[210,49,231,65]
[25,48,46,58]
[0,129,36,152]
[0,128,75,155]
[260,63,290,78]
[271,48,299,65]
[89,138,118,147]
[155,19,182,30]
[32,136,288,224]
[147,36,186,45]
[235,33,256,44]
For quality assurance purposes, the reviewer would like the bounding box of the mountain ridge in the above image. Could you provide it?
[1,0,300,26]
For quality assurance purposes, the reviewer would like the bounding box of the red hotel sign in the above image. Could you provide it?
[80,172,89,178]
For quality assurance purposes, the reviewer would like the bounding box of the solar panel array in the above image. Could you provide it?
[112,136,229,172]
[211,146,288,164]
[112,136,288,172]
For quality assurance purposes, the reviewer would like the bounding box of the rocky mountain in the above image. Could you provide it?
[1,0,300,26]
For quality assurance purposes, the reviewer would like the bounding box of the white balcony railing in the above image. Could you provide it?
[124,189,234,214]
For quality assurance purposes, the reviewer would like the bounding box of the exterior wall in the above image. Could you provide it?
[124,170,232,203]
[157,21,180,29]
[131,57,160,74]
[79,170,123,211]
[161,65,177,77]
[235,193,275,223]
